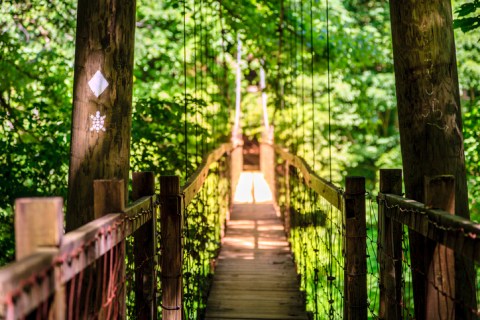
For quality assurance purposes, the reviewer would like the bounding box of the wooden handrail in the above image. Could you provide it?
[0,194,157,316]
[182,142,234,207]
[0,141,235,317]
[378,193,480,264]
[274,144,344,211]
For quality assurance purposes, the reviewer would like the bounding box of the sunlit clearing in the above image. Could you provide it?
[234,171,273,203]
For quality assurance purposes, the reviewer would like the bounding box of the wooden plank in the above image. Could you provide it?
[379,193,480,263]
[182,143,233,206]
[274,145,343,211]
[206,311,307,320]
[205,202,307,320]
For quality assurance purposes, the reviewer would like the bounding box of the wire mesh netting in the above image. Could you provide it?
[182,159,229,319]
[280,166,345,319]
[378,196,480,319]
[6,199,160,320]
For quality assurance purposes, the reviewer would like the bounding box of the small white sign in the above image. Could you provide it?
[88,70,109,98]
[90,111,106,132]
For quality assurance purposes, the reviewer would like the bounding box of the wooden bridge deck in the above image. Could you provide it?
[205,172,308,320]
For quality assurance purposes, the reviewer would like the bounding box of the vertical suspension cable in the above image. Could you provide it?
[200,0,205,157]
[293,0,299,154]
[193,0,198,164]
[310,0,316,170]
[199,0,208,156]
[326,0,332,182]
[219,0,229,138]
[193,0,199,166]
[233,34,242,141]
[289,0,295,152]
[300,0,305,159]
[184,0,188,178]
[212,2,218,151]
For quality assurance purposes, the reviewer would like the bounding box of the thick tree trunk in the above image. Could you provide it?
[389,1,476,319]
[67,0,136,231]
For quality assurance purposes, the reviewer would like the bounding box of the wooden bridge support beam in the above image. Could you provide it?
[378,169,403,320]
[160,176,183,320]
[132,172,157,320]
[344,177,367,320]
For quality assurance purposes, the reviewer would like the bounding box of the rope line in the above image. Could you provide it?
[326,0,332,182]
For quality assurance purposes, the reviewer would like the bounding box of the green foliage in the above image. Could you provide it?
[0,0,232,266]
[0,0,75,265]
[454,0,480,33]
[0,0,479,268]
[463,103,480,221]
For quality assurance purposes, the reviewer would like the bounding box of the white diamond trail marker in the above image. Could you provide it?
[90,111,106,132]
[88,70,109,98]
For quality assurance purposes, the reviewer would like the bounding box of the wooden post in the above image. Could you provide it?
[284,160,291,237]
[260,127,275,202]
[14,197,65,319]
[94,179,126,319]
[424,175,455,320]
[132,172,157,320]
[160,176,183,320]
[230,144,243,211]
[344,177,367,320]
[67,0,137,231]
[378,169,402,320]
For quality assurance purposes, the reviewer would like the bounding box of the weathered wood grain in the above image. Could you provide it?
[379,193,480,264]
[205,202,308,320]
[67,0,137,231]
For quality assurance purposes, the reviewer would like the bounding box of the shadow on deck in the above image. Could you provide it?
[205,172,308,320]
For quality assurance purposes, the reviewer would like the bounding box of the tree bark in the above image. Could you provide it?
[389,1,476,318]
[67,0,136,231]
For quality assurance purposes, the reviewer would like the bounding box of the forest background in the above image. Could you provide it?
[0,0,479,266]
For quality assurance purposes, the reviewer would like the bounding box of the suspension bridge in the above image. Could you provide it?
[0,135,479,319]
[1,0,480,319]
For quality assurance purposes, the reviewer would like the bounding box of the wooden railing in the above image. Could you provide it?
[268,141,368,319]
[377,169,480,320]
[265,141,479,320]
[0,142,238,319]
